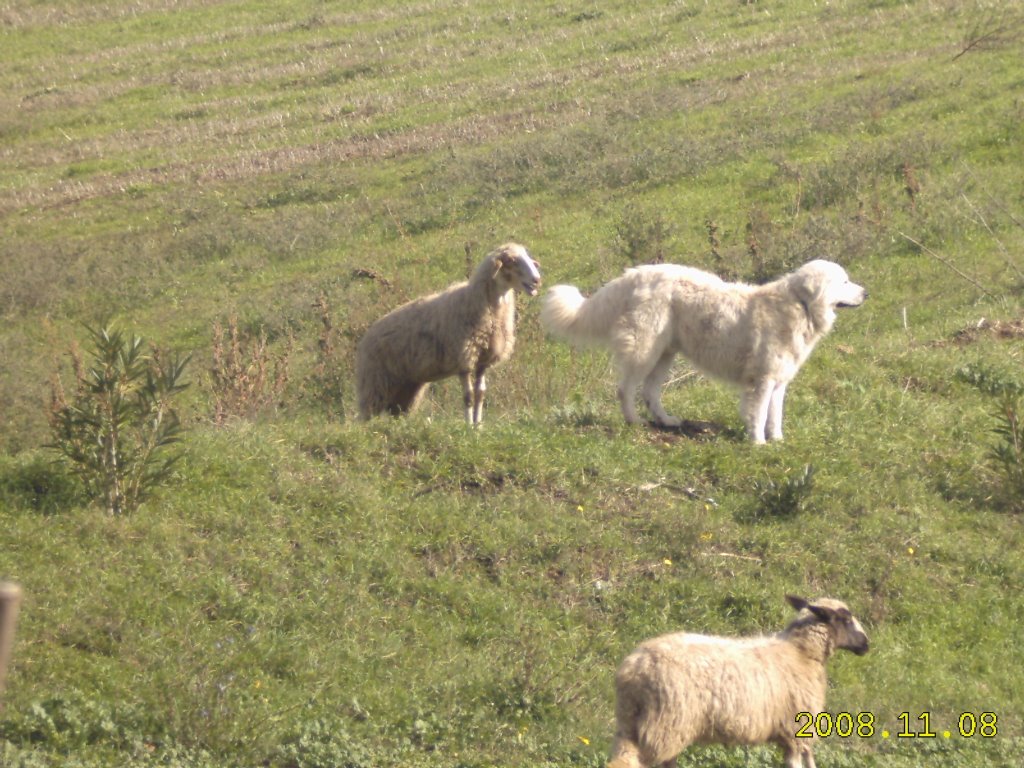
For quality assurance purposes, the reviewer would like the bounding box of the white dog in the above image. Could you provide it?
[541,260,866,443]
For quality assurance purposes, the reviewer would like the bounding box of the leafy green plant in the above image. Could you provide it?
[958,363,1024,506]
[273,717,373,768]
[742,464,816,522]
[48,324,189,515]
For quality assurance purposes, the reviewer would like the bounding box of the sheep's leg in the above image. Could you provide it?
[472,369,487,425]
[460,371,476,425]
[779,741,811,768]
[764,381,788,442]
[389,382,428,416]
[607,737,645,768]
[641,350,681,427]
[740,379,775,443]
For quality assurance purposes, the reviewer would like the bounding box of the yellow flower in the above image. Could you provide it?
[577,736,590,746]
[907,547,915,556]
[576,505,584,513]
[700,531,713,541]
[662,558,673,567]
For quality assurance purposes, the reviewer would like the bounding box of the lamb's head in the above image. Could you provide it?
[490,243,542,296]
[785,594,870,657]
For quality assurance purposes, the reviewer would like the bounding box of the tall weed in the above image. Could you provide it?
[47,324,189,516]
[957,363,1024,509]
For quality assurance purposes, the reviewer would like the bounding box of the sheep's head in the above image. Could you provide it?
[491,243,541,296]
[785,595,870,656]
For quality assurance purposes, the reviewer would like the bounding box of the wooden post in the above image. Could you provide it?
[0,582,22,706]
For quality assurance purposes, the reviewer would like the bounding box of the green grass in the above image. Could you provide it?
[2,0,1024,766]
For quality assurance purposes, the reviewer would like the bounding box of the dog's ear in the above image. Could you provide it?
[790,268,826,306]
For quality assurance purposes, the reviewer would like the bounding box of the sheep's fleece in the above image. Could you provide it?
[609,595,869,768]
[355,243,540,424]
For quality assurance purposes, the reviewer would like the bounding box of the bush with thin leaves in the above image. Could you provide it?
[48,324,190,515]
[958,363,1024,508]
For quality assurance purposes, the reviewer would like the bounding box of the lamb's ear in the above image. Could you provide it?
[492,250,515,276]
[807,603,836,623]
[785,594,810,613]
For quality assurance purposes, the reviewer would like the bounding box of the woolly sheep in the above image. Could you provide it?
[609,595,869,768]
[355,243,541,425]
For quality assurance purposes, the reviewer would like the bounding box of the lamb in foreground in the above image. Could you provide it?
[356,243,541,425]
[609,595,869,768]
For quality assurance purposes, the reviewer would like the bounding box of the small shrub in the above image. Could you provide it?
[613,204,675,266]
[209,315,291,424]
[0,454,82,514]
[0,690,152,752]
[958,363,1024,507]
[47,324,189,516]
[274,717,373,768]
[740,464,816,522]
[551,395,604,427]
[303,296,347,421]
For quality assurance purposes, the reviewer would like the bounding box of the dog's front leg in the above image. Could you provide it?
[741,380,775,443]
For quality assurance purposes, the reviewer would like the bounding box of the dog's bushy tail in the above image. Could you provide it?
[541,283,611,346]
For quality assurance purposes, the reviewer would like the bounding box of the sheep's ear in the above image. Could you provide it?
[492,251,515,275]
[785,594,809,612]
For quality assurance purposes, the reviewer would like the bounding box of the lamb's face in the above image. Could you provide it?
[494,243,542,296]
[786,595,870,656]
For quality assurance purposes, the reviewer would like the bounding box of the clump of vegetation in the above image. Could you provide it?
[47,324,190,516]
[274,717,373,768]
[958,363,1024,508]
[303,295,348,421]
[551,394,604,428]
[209,315,291,425]
[742,464,816,522]
[614,204,675,266]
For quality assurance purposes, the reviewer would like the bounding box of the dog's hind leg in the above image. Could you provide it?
[642,351,681,427]
[740,379,775,443]
[617,375,644,424]
[616,357,657,425]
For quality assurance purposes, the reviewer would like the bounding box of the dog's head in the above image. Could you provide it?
[791,259,867,313]
[491,243,542,296]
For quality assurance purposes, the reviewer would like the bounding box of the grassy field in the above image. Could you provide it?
[2,0,1024,766]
